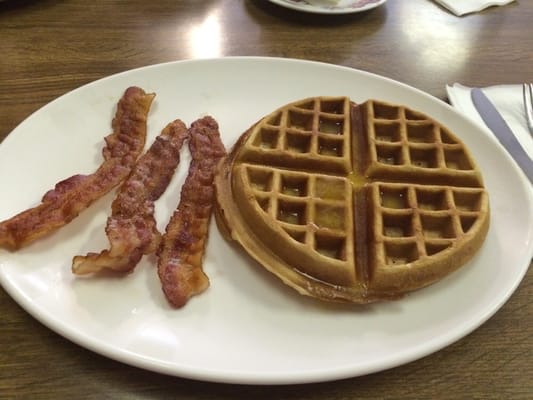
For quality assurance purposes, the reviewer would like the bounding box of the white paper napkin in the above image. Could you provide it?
[433,0,515,16]
[447,83,532,160]
[447,83,533,187]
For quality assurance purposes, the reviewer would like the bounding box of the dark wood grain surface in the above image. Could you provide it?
[1,0,532,398]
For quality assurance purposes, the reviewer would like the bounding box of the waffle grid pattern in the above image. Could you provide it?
[243,164,353,263]
[366,101,477,176]
[243,97,353,173]
[371,182,487,267]
[221,97,489,300]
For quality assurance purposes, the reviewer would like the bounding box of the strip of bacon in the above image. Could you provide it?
[72,119,189,275]
[0,87,155,250]
[157,116,226,308]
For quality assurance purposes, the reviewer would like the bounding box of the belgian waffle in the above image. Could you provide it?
[214,97,490,303]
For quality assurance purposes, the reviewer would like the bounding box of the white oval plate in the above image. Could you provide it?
[0,57,531,385]
[268,0,387,14]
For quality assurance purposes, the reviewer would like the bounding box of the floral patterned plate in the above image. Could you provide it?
[267,0,387,14]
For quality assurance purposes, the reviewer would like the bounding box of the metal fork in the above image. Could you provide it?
[523,83,533,135]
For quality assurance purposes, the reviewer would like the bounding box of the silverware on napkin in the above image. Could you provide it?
[471,88,533,184]
[523,83,533,135]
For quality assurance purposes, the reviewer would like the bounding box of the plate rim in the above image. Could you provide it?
[267,0,387,15]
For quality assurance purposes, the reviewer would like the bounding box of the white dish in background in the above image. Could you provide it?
[268,0,387,14]
[0,57,531,385]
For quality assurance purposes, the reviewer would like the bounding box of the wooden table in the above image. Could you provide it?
[1,0,532,398]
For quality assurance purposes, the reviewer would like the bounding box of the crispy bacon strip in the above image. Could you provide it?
[157,116,226,308]
[0,87,154,250]
[72,119,189,275]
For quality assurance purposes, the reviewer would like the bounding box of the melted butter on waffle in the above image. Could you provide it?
[347,171,369,191]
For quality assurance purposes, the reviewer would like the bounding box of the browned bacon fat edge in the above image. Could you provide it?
[72,119,189,275]
[157,116,226,308]
[0,87,155,250]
